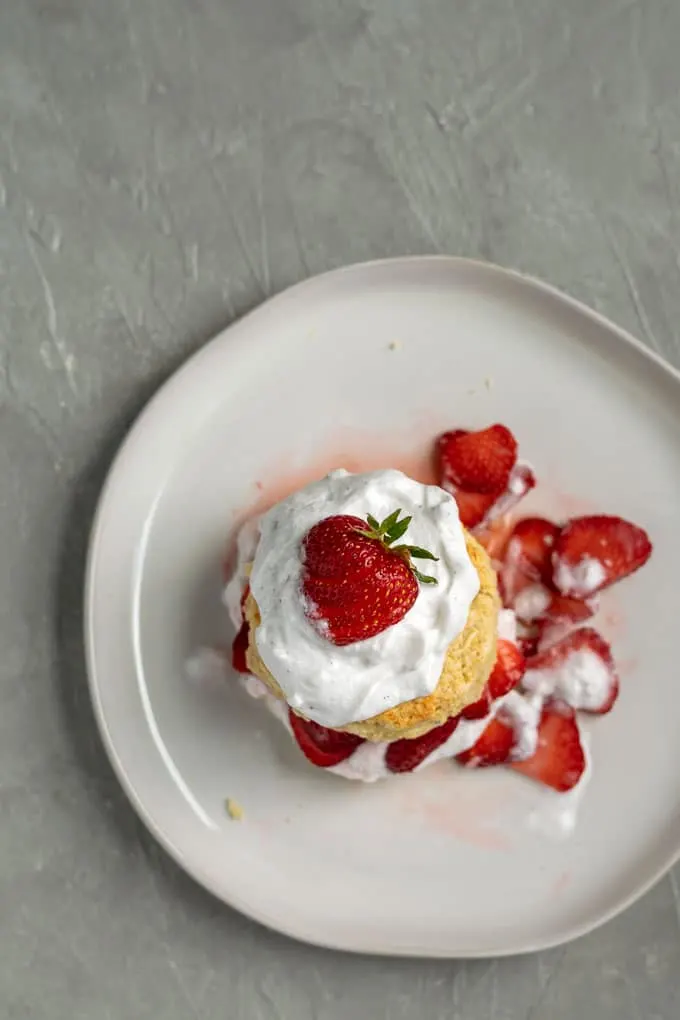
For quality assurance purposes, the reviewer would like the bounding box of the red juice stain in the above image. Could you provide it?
[221,430,438,570]
[241,433,438,523]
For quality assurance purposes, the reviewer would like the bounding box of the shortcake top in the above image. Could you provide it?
[246,469,480,728]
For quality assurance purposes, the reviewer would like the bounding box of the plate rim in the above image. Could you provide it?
[84,255,680,957]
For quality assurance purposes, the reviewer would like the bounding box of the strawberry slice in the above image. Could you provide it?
[511,703,586,792]
[435,422,533,530]
[452,489,497,529]
[476,514,516,560]
[506,517,560,583]
[552,515,652,598]
[288,711,365,767]
[518,633,539,659]
[545,591,598,622]
[385,715,460,773]
[488,639,526,699]
[499,517,559,609]
[511,585,598,626]
[231,621,251,674]
[533,618,568,653]
[437,425,518,497]
[462,637,526,719]
[486,462,536,523]
[457,717,515,767]
[523,627,619,714]
[461,688,492,720]
[445,464,536,531]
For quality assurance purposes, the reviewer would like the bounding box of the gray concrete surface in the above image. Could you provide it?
[1,0,680,1016]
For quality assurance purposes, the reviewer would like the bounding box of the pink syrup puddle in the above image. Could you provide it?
[389,764,515,853]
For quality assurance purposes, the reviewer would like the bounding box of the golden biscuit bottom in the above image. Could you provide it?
[244,531,499,743]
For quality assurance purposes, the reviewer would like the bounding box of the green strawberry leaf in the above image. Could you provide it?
[380,508,402,533]
[407,546,439,561]
[413,569,438,585]
[356,509,439,585]
[385,516,412,544]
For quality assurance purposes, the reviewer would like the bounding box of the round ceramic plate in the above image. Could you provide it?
[85,257,680,957]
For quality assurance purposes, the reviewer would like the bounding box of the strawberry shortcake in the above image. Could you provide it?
[225,424,652,793]
[230,470,500,742]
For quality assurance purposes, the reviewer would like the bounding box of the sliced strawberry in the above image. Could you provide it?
[476,514,516,560]
[506,517,560,583]
[231,621,251,674]
[461,687,492,720]
[288,711,365,768]
[498,564,526,609]
[535,617,572,654]
[451,489,497,529]
[511,703,586,792]
[436,424,534,530]
[523,627,619,714]
[488,639,526,699]
[437,425,518,497]
[485,462,536,523]
[504,583,597,630]
[512,585,597,626]
[545,591,597,623]
[499,517,558,611]
[385,715,460,772]
[457,717,515,767]
[552,515,652,598]
[518,633,540,659]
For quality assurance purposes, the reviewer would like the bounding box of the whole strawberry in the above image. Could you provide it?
[301,509,438,646]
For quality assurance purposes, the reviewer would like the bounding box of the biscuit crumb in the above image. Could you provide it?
[484,377,493,390]
[388,340,400,351]
[225,798,244,821]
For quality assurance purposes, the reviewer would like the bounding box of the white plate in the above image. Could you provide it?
[85,257,680,957]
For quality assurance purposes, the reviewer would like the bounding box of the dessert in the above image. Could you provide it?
[228,470,499,741]
[223,424,652,799]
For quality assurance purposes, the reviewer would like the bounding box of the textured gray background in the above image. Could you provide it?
[1,0,679,1017]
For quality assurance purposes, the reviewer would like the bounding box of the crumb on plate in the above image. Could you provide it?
[225,798,244,821]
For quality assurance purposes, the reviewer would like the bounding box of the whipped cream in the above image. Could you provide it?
[224,517,260,630]
[522,648,613,711]
[552,555,605,597]
[512,583,551,622]
[244,469,479,728]
[497,607,518,643]
[500,690,543,760]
